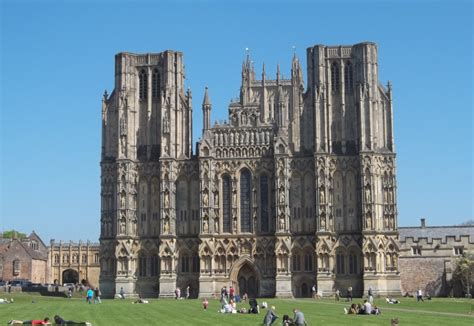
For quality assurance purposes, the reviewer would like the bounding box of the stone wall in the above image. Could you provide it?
[399,257,447,296]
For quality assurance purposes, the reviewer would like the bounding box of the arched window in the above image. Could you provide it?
[331,62,340,92]
[260,175,269,232]
[139,69,148,100]
[180,255,189,273]
[138,253,147,277]
[13,259,20,276]
[152,68,160,98]
[349,252,358,274]
[292,253,301,271]
[344,62,353,93]
[336,252,345,274]
[54,254,60,264]
[151,254,159,277]
[240,169,252,233]
[304,252,314,271]
[222,175,232,233]
[82,254,87,264]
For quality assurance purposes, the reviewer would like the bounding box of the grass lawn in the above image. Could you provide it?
[0,293,472,325]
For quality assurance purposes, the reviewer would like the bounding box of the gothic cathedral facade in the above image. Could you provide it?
[99,43,401,298]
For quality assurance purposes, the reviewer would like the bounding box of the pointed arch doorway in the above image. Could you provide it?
[231,259,260,298]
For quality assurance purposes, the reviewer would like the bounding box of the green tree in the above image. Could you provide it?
[453,252,474,298]
[1,230,27,239]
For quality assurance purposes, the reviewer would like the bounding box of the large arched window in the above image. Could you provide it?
[349,251,358,274]
[344,62,353,93]
[151,254,159,277]
[240,169,252,233]
[222,175,232,233]
[331,62,340,92]
[152,68,160,98]
[138,252,147,277]
[260,174,269,232]
[139,69,148,100]
[336,251,345,274]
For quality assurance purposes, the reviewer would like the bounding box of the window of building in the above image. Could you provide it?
[138,254,147,277]
[344,62,353,93]
[454,247,464,256]
[63,254,69,264]
[82,254,87,264]
[412,247,422,256]
[336,253,345,274]
[180,256,189,273]
[30,241,39,251]
[240,169,252,233]
[152,69,160,98]
[222,175,232,233]
[94,253,99,263]
[139,69,148,100]
[151,254,159,277]
[54,254,60,264]
[348,253,358,274]
[72,254,79,263]
[304,253,313,271]
[260,175,269,232]
[13,259,20,276]
[292,254,301,272]
[331,62,340,92]
[192,256,200,273]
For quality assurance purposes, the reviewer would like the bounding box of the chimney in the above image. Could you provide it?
[421,218,426,228]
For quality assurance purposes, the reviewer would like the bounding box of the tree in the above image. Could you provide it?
[1,230,27,239]
[453,252,474,298]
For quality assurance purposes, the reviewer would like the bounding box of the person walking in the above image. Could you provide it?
[293,308,307,326]
[186,285,190,299]
[347,286,353,302]
[94,287,101,304]
[86,287,94,304]
[368,286,374,304]
[416,289,424,302]
[119,287,125,300]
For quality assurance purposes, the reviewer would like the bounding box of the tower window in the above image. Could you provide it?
[152,69,160,98]
[222,175,231,233]
[344,62,353,93]
[331,62,340,92]
[240,169,252,233]
[139,69,148,100]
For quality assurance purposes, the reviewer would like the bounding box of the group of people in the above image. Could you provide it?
[85,287,101,304]
[344,300,381,315]
[263,307,307,326]
[174,285,191,299]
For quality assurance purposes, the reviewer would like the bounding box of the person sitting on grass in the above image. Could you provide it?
[263,306,278,326]
[282,314,293,326]
[344,303,358,314]
[371,305,381,315]
[133,295,149,304]
[248,298,259,314]
[8,317,50,325]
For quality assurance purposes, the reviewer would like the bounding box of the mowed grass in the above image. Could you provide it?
[0,293,472,326]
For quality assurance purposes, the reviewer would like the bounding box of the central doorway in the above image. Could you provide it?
[237,263,258,298]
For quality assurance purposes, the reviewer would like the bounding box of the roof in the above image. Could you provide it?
[399,226,474,243]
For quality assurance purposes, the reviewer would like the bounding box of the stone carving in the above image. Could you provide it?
[164,190,170,208]
[365,184,372,203]
[203,189,209,206]
[163,110,170,134]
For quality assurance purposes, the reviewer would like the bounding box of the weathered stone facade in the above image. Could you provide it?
[48,240,100,287]
[0,232,49,283]
[399,219,474,297]
[99,42,401,298]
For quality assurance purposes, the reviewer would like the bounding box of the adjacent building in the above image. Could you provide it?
[99,42,401,298]
[399,219,474,297]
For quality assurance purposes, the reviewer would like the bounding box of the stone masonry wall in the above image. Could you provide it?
[399,257,446,296]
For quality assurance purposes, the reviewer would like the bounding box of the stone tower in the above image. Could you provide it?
[100,43,400,298]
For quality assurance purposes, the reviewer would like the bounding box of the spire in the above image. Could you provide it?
[202,86,211,106]
[276,63,281,83]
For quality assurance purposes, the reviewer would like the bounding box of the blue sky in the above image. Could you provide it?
[1,0,472,242]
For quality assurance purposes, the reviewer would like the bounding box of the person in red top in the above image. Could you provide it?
[229,286,235,300]
[8,317,50,325]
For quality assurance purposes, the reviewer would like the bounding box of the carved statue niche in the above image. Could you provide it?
[320,214,326,230]
[279,213,285,230]
[213,190,219,206]
[319,185,325,203]
[366,212,372,229]
[279,185,285,205]
[163,216,170,234]
[163,109,170,134]
[203,216,209,233]
[214,216,219,232]
[365,184,372,203]
[233,217,237,232]
[203,189,209,206]
[164,189,170,208]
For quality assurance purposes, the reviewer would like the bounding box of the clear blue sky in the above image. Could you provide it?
[1,0,472,242]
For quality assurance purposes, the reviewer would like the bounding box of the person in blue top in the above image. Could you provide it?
[86,288,94,304]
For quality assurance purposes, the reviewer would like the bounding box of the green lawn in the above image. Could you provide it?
[1,293,472,325]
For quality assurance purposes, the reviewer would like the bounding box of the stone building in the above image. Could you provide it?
[0,232,49,283]
[49,240,100,286]
[99,42,401,298]
[399,219,474,297]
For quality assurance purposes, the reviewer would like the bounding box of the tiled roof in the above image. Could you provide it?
[399,226,474,243]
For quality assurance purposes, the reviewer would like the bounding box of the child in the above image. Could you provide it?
[202,297,209,310]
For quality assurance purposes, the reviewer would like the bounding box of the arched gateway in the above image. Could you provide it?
[229,257,261,298]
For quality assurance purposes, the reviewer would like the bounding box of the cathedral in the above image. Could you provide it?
[99,42,401,299]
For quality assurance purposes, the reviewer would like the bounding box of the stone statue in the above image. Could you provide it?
[213,190,219,206]
[164,190,169,208]
[279,187,285,204]
[203,190,209,206]
[320,215,326,229]
[164,218,170,233]
[319,186,325,203]
[163,110,170,133]
[120,192,126,208]
[203,218,209,233]
[366,213,372,229]
[214,217,219,232]
[233,217,237,232]
[279,215,285,230]
[365,185,371,203]
[120,219,126,234]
